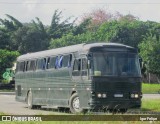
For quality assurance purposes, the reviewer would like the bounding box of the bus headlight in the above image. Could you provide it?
[97,93,102,98]
[97,93,107,98]
[102,93,107,98]
[130,93,139,98]
[134,94,139,98]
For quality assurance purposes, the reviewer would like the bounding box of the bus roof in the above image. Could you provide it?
[17,43,134,61]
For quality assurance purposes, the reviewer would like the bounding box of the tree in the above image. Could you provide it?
[82,8,113,26]
[96,20,150,48]
[0,49,19,80]
[0,14,23,51]
[48,10,76,39]
[12,23,49,54]
[0,14,22,31]
[139,32,160,78]
[72,18,91,35]
[49,31,97,49]
[0,28,12,50]
[49,19,157,49]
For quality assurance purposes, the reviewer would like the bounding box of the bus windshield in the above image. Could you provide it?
[92,52,141,77]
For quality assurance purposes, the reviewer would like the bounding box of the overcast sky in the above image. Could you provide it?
[0,0,160,25]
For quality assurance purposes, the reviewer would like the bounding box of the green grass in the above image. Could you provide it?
[0,90,14,92]
[0,112,6,115]
[142,99,160,112]
[142,83,160,94]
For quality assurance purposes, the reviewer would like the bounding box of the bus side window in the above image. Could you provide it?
[49,57,56,69]
[37,59,43,70]
[68,54,72,67]
[55,56,59,69]
[72,59,81,76]
[63,55,70,68]
[59,54,72,68]
[59,56,63,68]
[42,58,46,70]
[29,60,36,71]
[25,61,29,71]
[46,57,50,69]
[19,62,25,72]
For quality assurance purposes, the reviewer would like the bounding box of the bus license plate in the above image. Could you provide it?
[114,94,123,97]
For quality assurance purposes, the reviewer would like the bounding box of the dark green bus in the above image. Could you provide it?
[15,43,142,113]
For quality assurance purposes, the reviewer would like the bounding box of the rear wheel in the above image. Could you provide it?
[69,93,83,114]
[27,91,37,109]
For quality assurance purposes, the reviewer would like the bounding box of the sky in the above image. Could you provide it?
[0,0,160,25]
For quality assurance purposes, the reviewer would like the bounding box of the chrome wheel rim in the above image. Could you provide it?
[72,97,80,111]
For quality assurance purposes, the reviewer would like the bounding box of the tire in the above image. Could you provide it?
[27,91,35,109]
[34,105,41,109]
[119,108,127,114]
[69,93,83,114]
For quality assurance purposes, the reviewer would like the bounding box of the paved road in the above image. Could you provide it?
[0,94,68,115]
[142,94,160,99]
[0,93,159,115]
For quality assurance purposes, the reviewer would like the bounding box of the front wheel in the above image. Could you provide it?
[69,93,83,114]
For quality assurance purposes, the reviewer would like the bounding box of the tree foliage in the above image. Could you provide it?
[49,32,97,48]
[48,9,76,39]
[50,20,154,49]
[0,49,19,80]
[96,20,149,48]
[139,32,160,77]
[12,24,49,54]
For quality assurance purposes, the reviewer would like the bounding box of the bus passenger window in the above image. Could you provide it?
[68,54,72,67]
[37,59,43,70]
[55,56,59,69]
[42,58,46,70]
[19,62,25,72]
[58,56,63,68]
[49,57,56,69]
[63,55,70,68]
[25,61,29,71]
[46,57,50,69]
[29,60,36,71]
[72,59,81,76]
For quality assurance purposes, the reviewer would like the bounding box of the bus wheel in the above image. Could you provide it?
[119,108,128,114]
[69,93,83,114]
[27,91,35,109]
[34,105,41,109]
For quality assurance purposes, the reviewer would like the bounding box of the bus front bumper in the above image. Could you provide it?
[88,99,141,110]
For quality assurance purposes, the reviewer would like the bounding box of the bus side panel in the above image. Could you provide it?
[77,80,92,109]
[45,68,72,107]
[31,70,47,105]
[15,72,28,102]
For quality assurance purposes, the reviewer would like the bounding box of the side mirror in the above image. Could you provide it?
[87,53,93,60]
